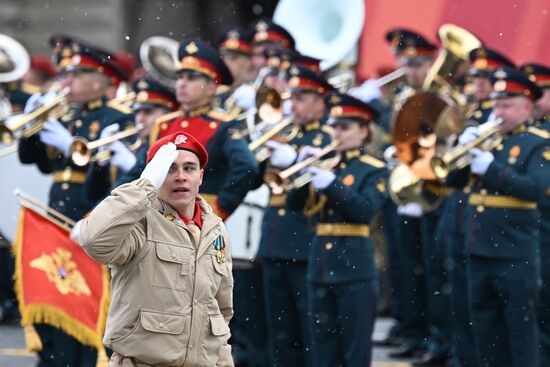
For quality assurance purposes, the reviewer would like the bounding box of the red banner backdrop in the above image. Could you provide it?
[13,205,109,349]
[357,0,550,81]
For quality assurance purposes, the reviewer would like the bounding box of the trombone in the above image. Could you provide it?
[248,116,298,162]
[264,140,341,195]
[431,119,503,180]
[69,124,143,167]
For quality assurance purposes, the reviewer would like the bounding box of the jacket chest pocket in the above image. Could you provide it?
[153,242,193,292]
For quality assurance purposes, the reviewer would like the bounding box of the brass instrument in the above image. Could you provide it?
[70,125,142,167]
[248,116,298,162]
[0,143,17,158]
[91,137,143,164]
[264,141,340,195]
[139,36,179,89]
[107,91,136,113]
[0,88,70,146]
[388,24,482,212]
[423,24,482,101]
[431,118,503,180]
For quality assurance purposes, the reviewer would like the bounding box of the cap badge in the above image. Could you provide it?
[185,42,199,54]
[175,134,188,144]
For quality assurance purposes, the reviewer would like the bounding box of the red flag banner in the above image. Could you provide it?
[13,204,109,349]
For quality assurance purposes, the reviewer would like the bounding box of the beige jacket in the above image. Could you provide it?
[80,178,234,367]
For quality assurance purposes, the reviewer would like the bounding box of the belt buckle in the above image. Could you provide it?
[61,168,72,182]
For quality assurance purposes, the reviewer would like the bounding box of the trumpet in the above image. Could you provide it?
[264,141,341,195]
[69,125,142,167]
[0,88,70,146]
[431,119,503,180]
[248,116,298,162]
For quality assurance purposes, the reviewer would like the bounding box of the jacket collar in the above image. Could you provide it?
[152,195,222,255]
[301,120,320,132]
[182,105,211,118]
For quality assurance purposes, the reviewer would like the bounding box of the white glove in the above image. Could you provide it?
[24,92,57,114]
[397,202,424,217]
[469,148,494,175]
[232,84,256,111]
[308,166,336,189]
[458,126,479,145]
[108,140,137,173]
[39,118,73,157]
[348,79,382,102]
[140,142,178,188]
[266,141,297,168]
[70,219,83,245]
[99,123,120,139]
[383,145,398,169]
[95,123,122,167]
[297,146,322,163]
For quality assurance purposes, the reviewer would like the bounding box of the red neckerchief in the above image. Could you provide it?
[178,201,202,229]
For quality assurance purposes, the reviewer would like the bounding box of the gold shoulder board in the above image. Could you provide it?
[207,110,233,122]
[527,126,550,139]
[360,154,386,168]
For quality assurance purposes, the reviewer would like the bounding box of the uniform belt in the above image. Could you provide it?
[468,194,537,210]
[269,195,287,207]
[316,223,370,237]
[52,170,87,184]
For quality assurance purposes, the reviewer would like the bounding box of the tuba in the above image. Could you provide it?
[273,0,365,91]
[0,34,31,120]
[388,24,482,212]
[139,36,179,89]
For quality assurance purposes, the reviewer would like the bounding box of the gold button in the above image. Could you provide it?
[476,205,485,213]
[496,144,504,151]
[328,209,335,215]
[480,189,487,195]
[209,122,217,129]
[180,120,189,128]
[61,183,70,190]
[62,168,72,181]
[339,163,347,169]
[277,208,286,216]
[463,186,471,194]
[74,120,83,128]
[325,242,333,250]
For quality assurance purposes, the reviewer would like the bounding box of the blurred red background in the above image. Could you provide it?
[357,0,550,81]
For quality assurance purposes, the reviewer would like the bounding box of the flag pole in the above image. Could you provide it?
[14,189,76,228]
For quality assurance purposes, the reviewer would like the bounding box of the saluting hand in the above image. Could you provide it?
[140,142,178,188]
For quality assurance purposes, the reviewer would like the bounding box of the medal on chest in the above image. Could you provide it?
[213,235,226,264]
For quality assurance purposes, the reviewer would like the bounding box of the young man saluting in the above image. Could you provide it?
[77,131,234,367]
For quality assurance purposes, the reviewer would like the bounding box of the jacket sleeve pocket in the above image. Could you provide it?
[141,309,186,335]
[210,315,230,336]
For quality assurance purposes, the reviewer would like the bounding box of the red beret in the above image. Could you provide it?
[31,55,56,78]
[147,131,208,168]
